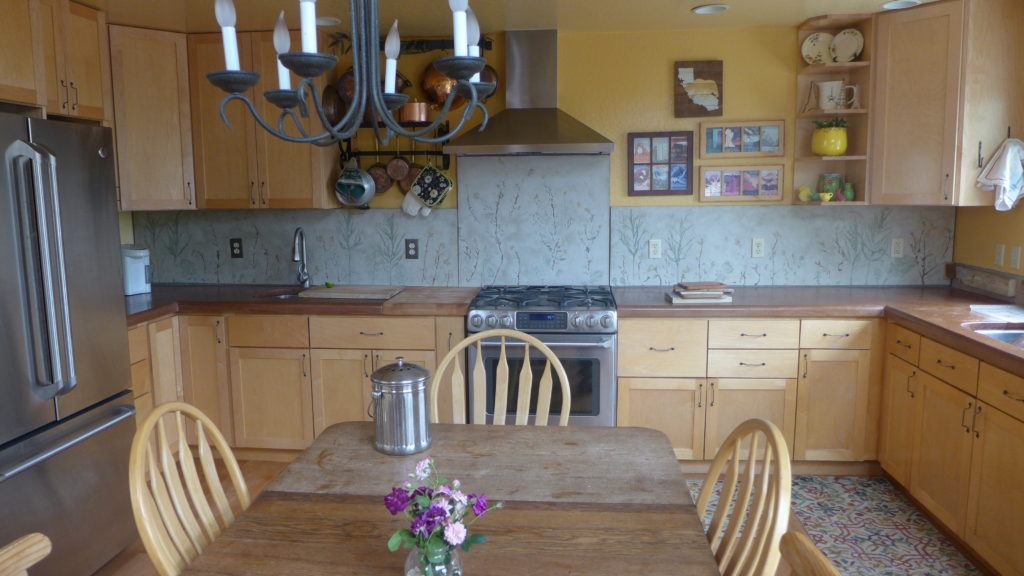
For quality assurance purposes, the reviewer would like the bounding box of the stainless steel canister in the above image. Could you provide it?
[369,357,432,455]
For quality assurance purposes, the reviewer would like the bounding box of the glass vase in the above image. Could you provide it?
[405,549,462,576]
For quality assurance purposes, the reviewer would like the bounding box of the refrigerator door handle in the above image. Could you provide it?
[0,404,135,483]
[6,141,62,399]
[36,144,77,395]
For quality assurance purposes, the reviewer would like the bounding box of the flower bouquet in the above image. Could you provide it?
[385,458,502,576]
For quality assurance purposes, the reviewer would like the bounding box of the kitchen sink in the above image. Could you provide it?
[963,321,1024,348]
[272,293,301,300]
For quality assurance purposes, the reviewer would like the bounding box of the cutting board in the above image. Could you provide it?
[298,285,404,300]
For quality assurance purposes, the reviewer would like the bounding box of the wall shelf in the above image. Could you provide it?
[799,109,868,119]
[800,61,871,75]
[796,155,869,162]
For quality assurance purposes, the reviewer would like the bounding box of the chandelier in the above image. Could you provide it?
[206,0,495,146]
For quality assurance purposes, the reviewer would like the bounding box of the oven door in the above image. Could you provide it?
[466,333,616,427]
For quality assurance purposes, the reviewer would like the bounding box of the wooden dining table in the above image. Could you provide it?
[183,422,721,575]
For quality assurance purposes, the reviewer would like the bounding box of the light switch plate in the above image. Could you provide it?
[995,244,1006,267]
[649,239,663,259]
[891,238,905,258]
[752,238,765,259]
[1011,246,1022,270]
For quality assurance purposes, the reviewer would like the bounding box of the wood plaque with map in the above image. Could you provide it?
[674,60,723,118]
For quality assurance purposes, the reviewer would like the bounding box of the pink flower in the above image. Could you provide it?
[443,522,467,546]
[413,458,433,480]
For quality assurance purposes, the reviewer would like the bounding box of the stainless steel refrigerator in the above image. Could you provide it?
[0,113,136,575]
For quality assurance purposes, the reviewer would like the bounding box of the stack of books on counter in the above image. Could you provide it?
[666,281,734,304]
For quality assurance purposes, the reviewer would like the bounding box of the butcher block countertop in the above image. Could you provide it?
[125,284,479,326]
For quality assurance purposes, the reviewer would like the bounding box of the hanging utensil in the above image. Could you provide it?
[367,138,393,193]
[335,158,376,207]
[386,136,411,181]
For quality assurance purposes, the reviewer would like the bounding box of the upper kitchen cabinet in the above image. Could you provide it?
[188,30,332,210]
[34,0,111,121]
[110,25,195,211]
[0,0,44,107]
[872,0,1024,206]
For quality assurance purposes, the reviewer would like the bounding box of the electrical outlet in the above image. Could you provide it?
[751,238,765,259]
[890,238,905,258]
[995,244,1006,267]
[229,238,243,259]
[1011,246,1022,270]
[648,239,663,259]
[405,239,419,260]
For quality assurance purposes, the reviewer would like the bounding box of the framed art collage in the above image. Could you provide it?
[699,165,784,202]
[628,131,694,196]
[700,120,784,159]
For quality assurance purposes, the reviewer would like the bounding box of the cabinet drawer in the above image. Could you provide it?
[920,338,979,395]
[618,319,708,378]
[130,358,152,398]
[708,349,799,379]
[310,316,436,350]
[978,363,1024,422]
[708,319,800,349]
[128,325,149,363]
[227,315,310,348]
[887,324,921,365]
[800,319,873,349]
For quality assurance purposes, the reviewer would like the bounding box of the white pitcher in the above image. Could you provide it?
[812,80,858,111]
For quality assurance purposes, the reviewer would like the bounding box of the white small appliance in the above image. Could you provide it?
[121,246,151,295]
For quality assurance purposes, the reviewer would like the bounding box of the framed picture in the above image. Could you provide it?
[674,60,723,118]
[628,131,694,196]
[699,120,785,159]
[699,165,784,203]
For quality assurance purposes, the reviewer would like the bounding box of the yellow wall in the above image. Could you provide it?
[118,212,134,244]
[955,206,1024,273]
[558,27,797,206]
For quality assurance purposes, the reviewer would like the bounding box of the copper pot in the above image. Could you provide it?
[399,101,429,123]
[421,64,465,110]
[399,163,424,194]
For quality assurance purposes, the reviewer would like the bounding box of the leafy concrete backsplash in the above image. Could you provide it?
[134,203,954,288]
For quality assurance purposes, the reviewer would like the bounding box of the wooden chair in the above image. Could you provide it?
[695,418,792,576]
[129,402,251,576]
[779,531,841,576]
[430,329,572,426]
[0,533,51,576]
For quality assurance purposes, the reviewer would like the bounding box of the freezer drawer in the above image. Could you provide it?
[0,392,136,576]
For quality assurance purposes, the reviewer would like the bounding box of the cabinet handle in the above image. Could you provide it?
[935,359,956,370]
[1004,390,1024,403]
[59,79,69,110]
[360,331,384,337]
[301,353,308,378]
[214,319,222,344]
[448,331,453,350]
[362,353,370,378]
[895,339,912,349]
[943,173,951,202]
[649,346,675,352]
[822,333,850,338]
[802,353,809,379]
[978,141,984,169]
[697,382,703,408]
[69,81,79,111]
[259,181,267,206]
[709,381,716,407]
[961,402,973,434]
[974,404,983,439]
[740,333,767,338]
[739,362,766,367]
[249,181,256,206]
[186,182,193,206]
[906,371,916,398]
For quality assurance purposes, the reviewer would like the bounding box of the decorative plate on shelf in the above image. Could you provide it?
[801,32,835,65]
[830,29,864,63]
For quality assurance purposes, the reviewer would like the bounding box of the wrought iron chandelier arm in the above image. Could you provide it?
[317,0,369,140]
[219,93,337,144]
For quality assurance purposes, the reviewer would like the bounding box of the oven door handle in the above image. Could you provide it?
[478,340,612,350]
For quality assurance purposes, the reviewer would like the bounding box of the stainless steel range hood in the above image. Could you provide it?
[444,30,613,156]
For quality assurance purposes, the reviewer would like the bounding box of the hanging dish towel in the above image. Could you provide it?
[977,138,1024,211]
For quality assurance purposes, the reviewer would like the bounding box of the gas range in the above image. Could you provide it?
[467,285,617,334]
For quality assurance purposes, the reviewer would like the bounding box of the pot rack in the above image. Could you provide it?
[339,121,452,170]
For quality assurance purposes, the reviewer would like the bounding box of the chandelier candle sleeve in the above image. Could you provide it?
[299,0,317,52]
[273,12,292,90]
[215,0,240,70]
[467,8,481,82]
[449,0,469,56]
[384,20,400,94]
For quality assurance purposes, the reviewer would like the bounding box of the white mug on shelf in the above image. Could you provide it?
[811,80,859,111]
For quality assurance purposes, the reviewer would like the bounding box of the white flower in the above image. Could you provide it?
[413,458,433,480]
[444,522,467,546]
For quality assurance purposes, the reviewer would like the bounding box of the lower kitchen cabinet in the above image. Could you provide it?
[909,371,975,534]
[704,378,797,458]
[147,316,183,447]
[617,378,707,459]
[229,347,314,450]
[311,349,372,435]
[965,402,1024,575]
[795,349,871,461]
[879,355,921,486]
[179,316,232,444]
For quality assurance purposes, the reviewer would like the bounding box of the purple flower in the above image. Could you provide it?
[410,503,450,537]
[384,487,411,515]
[471,493,488,516]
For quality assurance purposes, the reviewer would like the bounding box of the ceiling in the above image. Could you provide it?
[90,0,936,35]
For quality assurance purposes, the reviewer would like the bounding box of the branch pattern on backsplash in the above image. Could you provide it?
[458,156,611,285]
[611,206,954,286]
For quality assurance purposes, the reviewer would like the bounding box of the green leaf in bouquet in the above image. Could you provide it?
[460,533,487,552]
[425,534,449,564]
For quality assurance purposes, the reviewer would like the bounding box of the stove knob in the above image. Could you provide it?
[485,314,497,328]
[470,314,483,329]
[571,314,584,329]
[600,315,613,329]
[585,315,597,329]
[500,315,513,328]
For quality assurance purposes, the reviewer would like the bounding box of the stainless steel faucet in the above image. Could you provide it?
[292,227,310,288]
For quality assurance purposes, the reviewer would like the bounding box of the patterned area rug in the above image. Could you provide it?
[687,476,980,576]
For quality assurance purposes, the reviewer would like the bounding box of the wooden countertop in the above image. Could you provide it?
[125,285,479,326]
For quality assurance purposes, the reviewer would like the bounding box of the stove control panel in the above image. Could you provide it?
[467,310,617,334]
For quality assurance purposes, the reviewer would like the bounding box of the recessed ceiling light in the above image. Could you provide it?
[881,0,922,9]
[692,4,729,15]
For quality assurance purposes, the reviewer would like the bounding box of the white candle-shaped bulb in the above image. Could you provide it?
[273,12,292,90]
[467,8,481,82]
[384,20,400,94]
[449,0,469,57]
[299,0,317,53]
[215,0,240,70]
